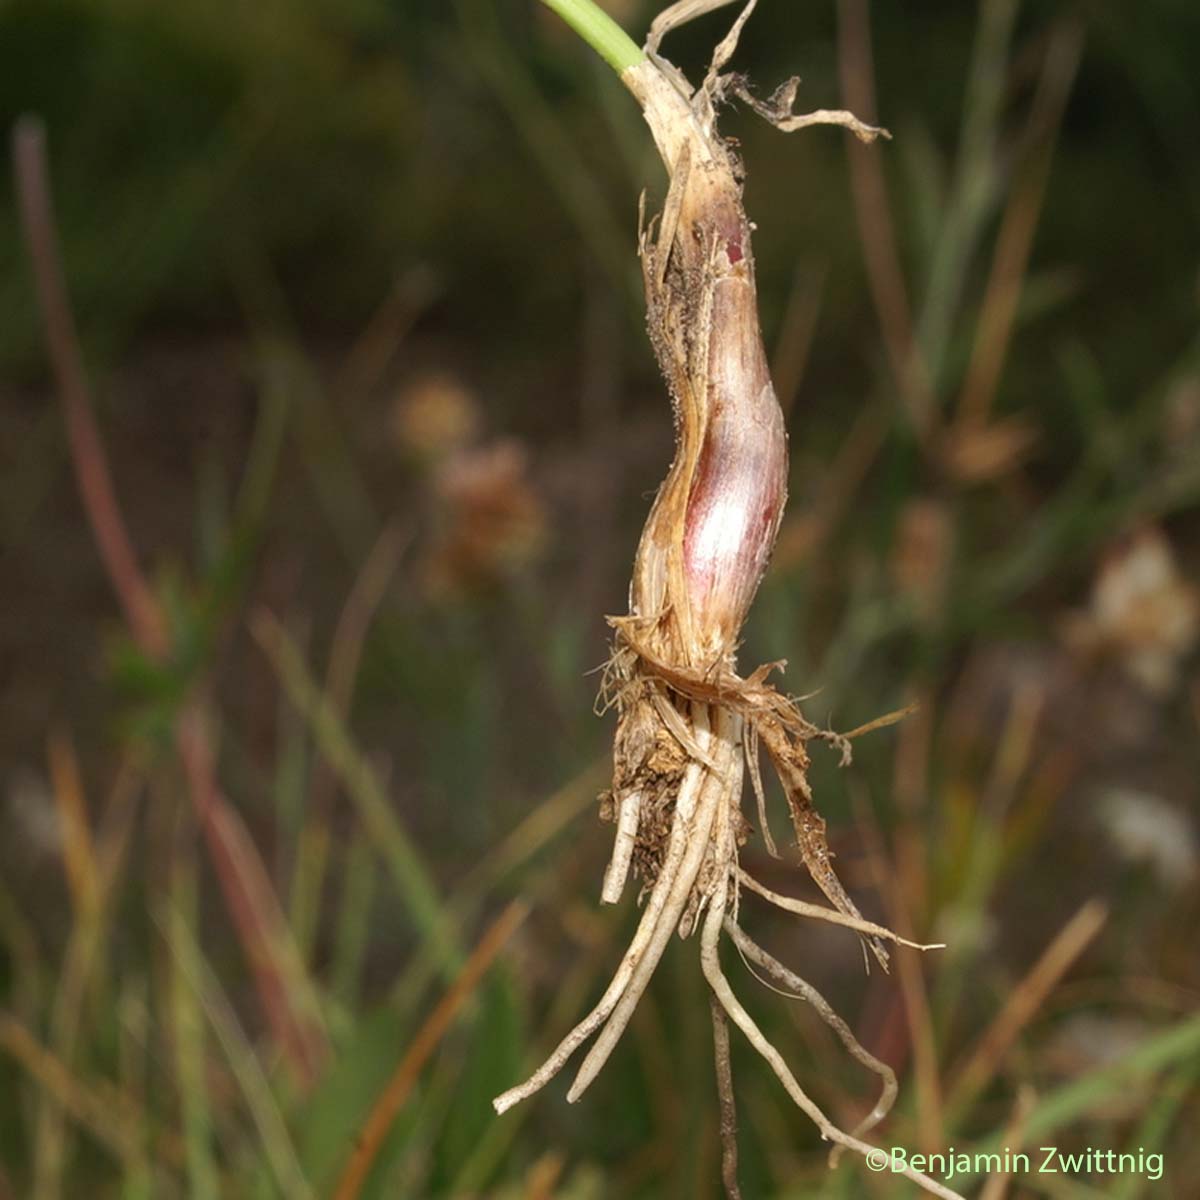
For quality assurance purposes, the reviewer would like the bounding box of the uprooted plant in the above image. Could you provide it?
[494,3,960,1197]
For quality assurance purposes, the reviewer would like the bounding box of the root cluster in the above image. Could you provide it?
[495,636,958,1199]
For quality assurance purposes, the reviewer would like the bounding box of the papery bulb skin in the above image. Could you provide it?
[621,62,789,668]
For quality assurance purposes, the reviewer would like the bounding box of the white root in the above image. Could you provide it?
[725,918,896,1155]
[738,869,945,952]
[702,832,965,1199]
[494,706,715,1114]
[600,787,642,905]
[744,723,778,858]
[568,706,741,1101]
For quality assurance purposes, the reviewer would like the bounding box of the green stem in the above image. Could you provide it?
[539,0,644,75]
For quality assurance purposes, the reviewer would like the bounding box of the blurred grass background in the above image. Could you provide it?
[1,0,1199,1196]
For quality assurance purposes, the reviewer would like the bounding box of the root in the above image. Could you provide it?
[501,678,950,1195]
[494,711,713,1114]
[600,787,641,905]
[744,722,778,858]
[738,870,945,952]
[495,704,727,1114]
[710,994,741,1200]
[753,715,891,972]
[568,707,741,1101]
[725,918,895,1162]
[702,868,964,1198]
[611,618,895,969]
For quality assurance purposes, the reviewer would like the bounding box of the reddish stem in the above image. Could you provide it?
[12,118,169,659]
[13,115,328,1086]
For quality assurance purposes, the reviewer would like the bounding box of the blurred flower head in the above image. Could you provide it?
[1062,525,1199,695]
[1098,787,1198,890]
[423,439,548,597]
[890,497,953,622]
[5,766,59,858]
[391,371,481,462]
[939,416,1037,485]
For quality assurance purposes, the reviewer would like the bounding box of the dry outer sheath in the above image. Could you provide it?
[621,60,788,665]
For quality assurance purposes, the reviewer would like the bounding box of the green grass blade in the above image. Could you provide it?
[252,614,463,980]
[954,1012,1200,1186]
[168,860,220,1200]
[160,903,313,1200]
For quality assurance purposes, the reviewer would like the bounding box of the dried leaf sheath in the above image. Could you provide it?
[626,64,788,668]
